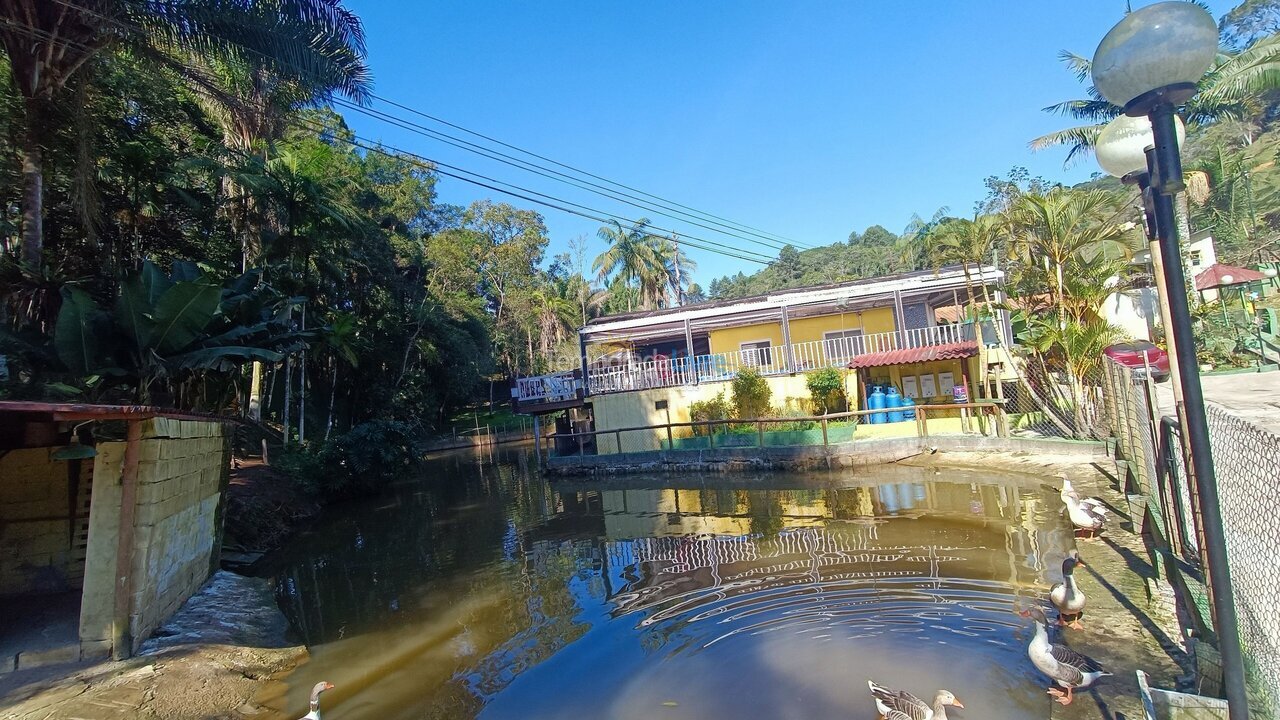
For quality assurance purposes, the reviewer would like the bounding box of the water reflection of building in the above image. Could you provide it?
[583,480,1067,621]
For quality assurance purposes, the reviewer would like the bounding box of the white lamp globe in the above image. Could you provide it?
[1091,2,1218,112]
[1095,113,1186,178]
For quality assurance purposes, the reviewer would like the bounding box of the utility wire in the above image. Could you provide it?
[370,94,807,249]
[332,97,808,252]
[42,0,809,252]
[286,114,772,265]
[2,15,772,267]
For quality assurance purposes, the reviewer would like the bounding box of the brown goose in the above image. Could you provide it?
[1020,608,1110,705]
[300,681,335,720]
[868,680,964,720]
[1049,550,1088,629]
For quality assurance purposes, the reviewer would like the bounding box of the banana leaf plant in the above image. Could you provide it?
[53,260,310,408]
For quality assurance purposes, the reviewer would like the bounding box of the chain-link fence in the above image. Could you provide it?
[1099,354,1280,714]
[1204,403,1280,714]
[994,356,1108,441]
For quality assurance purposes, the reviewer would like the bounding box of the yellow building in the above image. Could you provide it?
[513,265,1015,452]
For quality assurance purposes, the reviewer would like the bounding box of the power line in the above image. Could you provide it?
[332,97,808,252]
[286,114,772,265]
[42,0,809,253]
[1,14,772,267]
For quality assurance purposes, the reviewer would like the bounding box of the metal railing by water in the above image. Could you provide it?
[579,322,977,398]
[545,402,1006,458]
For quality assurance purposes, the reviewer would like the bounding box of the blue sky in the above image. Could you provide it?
[343,0,1234,283]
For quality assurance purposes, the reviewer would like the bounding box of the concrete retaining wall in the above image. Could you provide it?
[545,435,1106,476]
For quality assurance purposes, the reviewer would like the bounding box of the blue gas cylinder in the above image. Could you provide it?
[886,385,905,423]
[900,394,916,420]
[868,385,887,424]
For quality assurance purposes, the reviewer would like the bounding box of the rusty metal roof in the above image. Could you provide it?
[0,401,238,422]
[845,341,979,370]
[1193,263,1268,291]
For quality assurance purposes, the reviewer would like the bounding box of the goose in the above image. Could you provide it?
[1049,550,1088,629]
[1059,477,1106,535]
[868,680,964,720]
[1020,608,1110,705]
[300,681,335,720]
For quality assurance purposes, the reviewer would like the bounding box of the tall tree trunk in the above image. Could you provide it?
[20,97,44,269]
[325,359,338,441]
[282,355,293,448]
[298,305,307,444]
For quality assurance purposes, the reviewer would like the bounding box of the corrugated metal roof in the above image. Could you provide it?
[1193,263,1267,291]
[0,401,237,422]
[845,341,979,370]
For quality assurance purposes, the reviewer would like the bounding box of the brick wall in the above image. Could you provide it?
[79,418,231,656]
[0,448,92,596]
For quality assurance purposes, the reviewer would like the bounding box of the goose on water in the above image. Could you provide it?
[300,681,335,720]
[1019,607,1110,705]
[1059,476,1106,536]
[868,680,964,720]
[1049,550,1088,629]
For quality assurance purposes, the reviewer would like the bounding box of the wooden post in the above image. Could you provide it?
[112,419,143,660]
[666,423,674,450]
[709,423,716,449]
[757,419,765,447]
[533,414,542,466]
[615,429,622,454]
[821,417,829,446]
[684,318,697,385]
[780,305,795,373]
[918,407,930,439]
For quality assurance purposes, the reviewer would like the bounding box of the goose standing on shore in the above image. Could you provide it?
[1059,476,1107,536]
[300,681,335,720]
[1050,550,1088,629]
[1020,608,1110,705]
[868,680,964,719]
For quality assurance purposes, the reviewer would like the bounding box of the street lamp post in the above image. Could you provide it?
[1092,4,1249,718]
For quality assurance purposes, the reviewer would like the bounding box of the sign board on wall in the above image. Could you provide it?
[902,375,920,399]
[918,373,937,398]
[938,371,955,396]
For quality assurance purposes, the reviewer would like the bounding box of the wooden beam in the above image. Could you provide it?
[111,419,143,660]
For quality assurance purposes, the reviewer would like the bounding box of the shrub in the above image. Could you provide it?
[805,367,847,414]
[275,419,423,500]
[731,368,772,419]
[689,392,731,435]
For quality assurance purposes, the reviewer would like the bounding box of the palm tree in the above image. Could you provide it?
[592,219,663,311]
[1010,188,1129,320]
[653,235,697,307]
[922,213,1007,313]
[529,282,579,370]
[1029,40,1280,164]
[0,0,371,271]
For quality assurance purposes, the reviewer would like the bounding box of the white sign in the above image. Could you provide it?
[938,371,955,395]
[902,375,920,399]
[918,373,937,398]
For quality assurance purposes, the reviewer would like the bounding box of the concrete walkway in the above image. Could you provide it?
[1154,369,1280,434]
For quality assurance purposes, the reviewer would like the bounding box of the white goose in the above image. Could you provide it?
[1020,608,1110,705]
[1059,476,1107,535]
[1049,550,1088,629]
[300,681,335,720]
[868,680,964,720]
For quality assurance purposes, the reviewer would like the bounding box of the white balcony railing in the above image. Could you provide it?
[515,321,984,404]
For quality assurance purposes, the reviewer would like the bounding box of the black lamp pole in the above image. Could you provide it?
[1145,106,1250,720]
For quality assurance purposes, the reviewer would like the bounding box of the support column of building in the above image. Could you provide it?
[684,318,697,385]
[578,333,591,398]
[780,305,795,373]
[892,289,907,348]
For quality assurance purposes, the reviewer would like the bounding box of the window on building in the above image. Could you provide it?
[739,340,773,367]
[823,329,863,362]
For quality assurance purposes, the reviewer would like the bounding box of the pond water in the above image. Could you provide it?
[257,444,1079,720]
